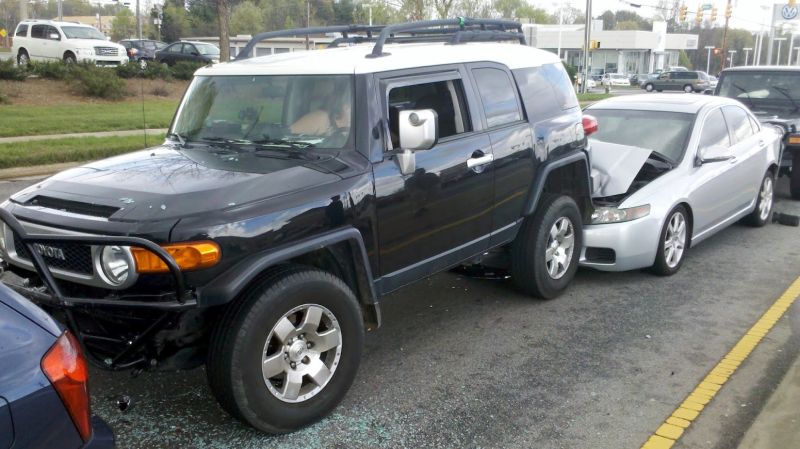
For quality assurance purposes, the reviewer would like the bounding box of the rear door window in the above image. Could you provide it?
[722,105,755,143]
[698,108,731,152]
[30,25,46,39]
[472,67,522,128]
[513,63,579,122]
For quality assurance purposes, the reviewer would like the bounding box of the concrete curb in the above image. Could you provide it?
[0,128,167,144]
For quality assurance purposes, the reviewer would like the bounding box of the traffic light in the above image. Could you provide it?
[725,4,733,19]
[696,5,703,24]
[589,40,601,50]
[679,4,687,22]
[713,48,720,55]
[710,6,717,22]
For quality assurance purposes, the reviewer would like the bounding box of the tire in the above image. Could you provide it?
[657,89,663,92]
[511,194,582,299]
[791,152,800,200]
[683,84,693,93]
[207,267,364,434]
[745,171,775,227]
[651,205,689,276]
[645,83,654,92]
[63,52,77,64]
[17,50,29,66]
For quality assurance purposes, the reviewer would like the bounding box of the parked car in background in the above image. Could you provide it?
[629,73,648,85]
[155,41,220,66]
[120,39,167,68]
[0,283,114,448]
[602,73,631,87]
[577,74,597,89]
[707,74,718,90]
[668,65,689,72]
[581,94,781,274]
[715,66,800,199]
[12,19,127,66]
[642,70,710,93]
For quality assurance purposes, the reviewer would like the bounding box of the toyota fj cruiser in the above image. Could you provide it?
[0,19,595,433]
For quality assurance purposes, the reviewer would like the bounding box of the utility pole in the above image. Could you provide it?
[18,0,28,21]
[719,0,732,73]
[136,0,142,40]
[58,0,63,21]
[305,0,310,50]
[581,0,592,94]
[705,45,714,73]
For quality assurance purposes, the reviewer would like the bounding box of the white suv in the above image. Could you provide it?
[12,20,127,66]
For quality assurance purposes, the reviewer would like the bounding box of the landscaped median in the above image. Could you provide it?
[0,132,166,172]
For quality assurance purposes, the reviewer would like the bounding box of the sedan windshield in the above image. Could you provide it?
[61,26,106,40]
[171,75,354,151]
[717,72,800,113]
[587,109,694,162]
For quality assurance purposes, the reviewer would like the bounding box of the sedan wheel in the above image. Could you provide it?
[683,84,693,93]
[745,172,775,227]
[645,84,654,92]
[651,206,689,276]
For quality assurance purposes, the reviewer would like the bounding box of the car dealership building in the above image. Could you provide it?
[522,21,699,76]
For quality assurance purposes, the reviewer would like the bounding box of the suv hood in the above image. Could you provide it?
[69,38,124,50]
[10,145,347,222]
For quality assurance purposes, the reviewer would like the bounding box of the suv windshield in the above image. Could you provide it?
[718,71,800,113]
[171,75,354,150]
[61,26,106,40]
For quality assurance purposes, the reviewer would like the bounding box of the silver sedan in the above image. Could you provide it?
[580,94,782,274]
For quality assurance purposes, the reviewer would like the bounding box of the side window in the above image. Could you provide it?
[167,44,182,53]
[698,109,731,152]
[472,67,522,128]
[30,25,46,39]
[387,78,471,148]
[722,105,754,143]
[182,44,196,54]
[749,116,760,133]
[48,26,60,40]
[15,24,28,37]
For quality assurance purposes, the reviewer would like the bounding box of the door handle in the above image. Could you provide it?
[467,154,494,169]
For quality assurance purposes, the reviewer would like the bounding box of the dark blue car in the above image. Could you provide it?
[0,283,114,448]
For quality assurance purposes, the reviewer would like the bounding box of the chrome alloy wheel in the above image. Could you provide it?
[664,212,687,268]
[262,304,342,403]
[758,176,774,221]
[545,217,575,280]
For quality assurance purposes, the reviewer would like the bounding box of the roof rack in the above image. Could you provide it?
[235,24,381,60]
[367,18,524,58]
[235,18,524,61]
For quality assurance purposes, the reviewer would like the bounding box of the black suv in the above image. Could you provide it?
[0,20,595,433]
[715,66,800,199]
[120,39,167,67]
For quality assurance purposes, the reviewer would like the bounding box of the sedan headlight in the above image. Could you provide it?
[591,204,651,224]
[99,245,132,286]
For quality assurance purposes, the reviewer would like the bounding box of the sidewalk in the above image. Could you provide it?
[0,128,167,144]
[737,355,800,448]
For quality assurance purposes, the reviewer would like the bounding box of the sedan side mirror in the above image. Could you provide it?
[697,144,735,165]
[394,109,438,175]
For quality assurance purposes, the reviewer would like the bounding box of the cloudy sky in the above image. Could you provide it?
[546,0,786,32]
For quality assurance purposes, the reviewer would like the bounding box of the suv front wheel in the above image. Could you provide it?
[207,267,364,433]
[511,194,582,299]
[17,50,29,65]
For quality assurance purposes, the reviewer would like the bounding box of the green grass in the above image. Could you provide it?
[0,133,165,169]
[0,100,178,137]
[577,92,615,102]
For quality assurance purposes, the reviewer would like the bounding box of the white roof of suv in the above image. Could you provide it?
[19,19,95,28]
[197,42,561,76]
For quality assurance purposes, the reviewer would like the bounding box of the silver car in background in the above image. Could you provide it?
[581,94,782,275]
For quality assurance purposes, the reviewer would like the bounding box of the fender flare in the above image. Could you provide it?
[523,150,593,217]
[197,227,377,312]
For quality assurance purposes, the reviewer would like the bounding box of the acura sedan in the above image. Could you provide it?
[581,94,782,274]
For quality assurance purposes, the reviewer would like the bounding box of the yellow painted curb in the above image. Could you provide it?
[639,276,800,449]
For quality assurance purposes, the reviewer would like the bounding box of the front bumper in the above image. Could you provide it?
[77,55,128,66]
[580,214,662,272]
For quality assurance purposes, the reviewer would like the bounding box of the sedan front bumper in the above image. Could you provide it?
[580,214,663,272]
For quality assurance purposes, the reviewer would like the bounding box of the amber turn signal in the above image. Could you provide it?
[132,241,221,273]
[788,135,800,145]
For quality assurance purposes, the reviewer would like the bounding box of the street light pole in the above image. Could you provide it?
[743,47,752,66]
[775,37,787,65]
[728,50,737,68]
[705,45,714,73]
[581,0,592,94]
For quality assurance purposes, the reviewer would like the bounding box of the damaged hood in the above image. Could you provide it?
[589,139,653,198]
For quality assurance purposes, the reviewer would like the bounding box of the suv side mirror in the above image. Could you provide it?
[394,109,438,175]
[49,32,60,40]
[697,144,734,165]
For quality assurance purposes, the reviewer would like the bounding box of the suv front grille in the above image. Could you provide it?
[94,46,119,56]
[12,232,94,275]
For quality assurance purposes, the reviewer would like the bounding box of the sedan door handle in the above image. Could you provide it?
[467,153,494,169]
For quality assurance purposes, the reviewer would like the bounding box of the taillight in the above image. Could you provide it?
[583,115,599,137]
[41,331,91,442]
[788,134,800,145]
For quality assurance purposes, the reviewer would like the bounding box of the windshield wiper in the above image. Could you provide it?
[769,85,800,113]
[731,83,756,110]
[166,132,186,147]
[251,137,316,150]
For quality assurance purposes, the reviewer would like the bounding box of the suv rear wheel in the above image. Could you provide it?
[207,267,364,433]
[511,194,582,299]
[683,84,693,93]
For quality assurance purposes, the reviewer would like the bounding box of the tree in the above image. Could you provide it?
[353,1,400,25]
[516,6,551,24]
[160,0,189,42]
[111,8,135,40]
[229,1,263,36]
[599,10,615,30]
[216,0,231,61]
[678,50,692,69]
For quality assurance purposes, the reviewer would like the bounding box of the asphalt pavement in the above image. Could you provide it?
[0,176,798,449]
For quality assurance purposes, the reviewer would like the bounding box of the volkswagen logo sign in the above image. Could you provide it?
[783,4,798,20]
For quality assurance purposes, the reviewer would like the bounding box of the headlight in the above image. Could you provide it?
[75,48,94,56]
[591,204,651,224]
[99,245,132,286]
